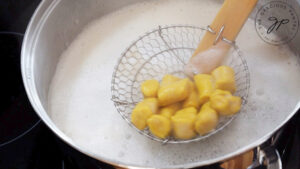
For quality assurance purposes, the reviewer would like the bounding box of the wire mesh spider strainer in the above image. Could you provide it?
[111,25,250,143]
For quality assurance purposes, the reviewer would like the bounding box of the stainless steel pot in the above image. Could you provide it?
[22,0,300,168]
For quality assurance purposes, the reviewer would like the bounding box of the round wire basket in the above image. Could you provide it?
[111,25,250,143]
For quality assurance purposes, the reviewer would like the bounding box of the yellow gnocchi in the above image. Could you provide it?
[141,79,160,97]
[147,115,171,139]
[194,74,215,105]
[131,65,242,140]
[158,78,191,106]
[195,102,219,135]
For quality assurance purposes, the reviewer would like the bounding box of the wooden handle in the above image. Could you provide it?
[221,150,254,169]
[193,0,258,56]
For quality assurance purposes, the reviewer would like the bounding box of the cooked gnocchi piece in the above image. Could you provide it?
[131,66,241,140]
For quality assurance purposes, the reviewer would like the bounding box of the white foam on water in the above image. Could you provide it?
[48,0,300,168]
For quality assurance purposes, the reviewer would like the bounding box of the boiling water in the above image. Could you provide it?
[48,0,300,168]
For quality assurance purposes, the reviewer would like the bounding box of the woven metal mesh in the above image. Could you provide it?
[111,25,250,143]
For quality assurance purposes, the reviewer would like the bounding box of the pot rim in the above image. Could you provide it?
[21,0,300,168]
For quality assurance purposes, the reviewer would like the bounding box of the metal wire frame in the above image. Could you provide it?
[111,25,250,144]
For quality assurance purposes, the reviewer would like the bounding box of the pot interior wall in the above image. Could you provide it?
[32,0,141,111]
